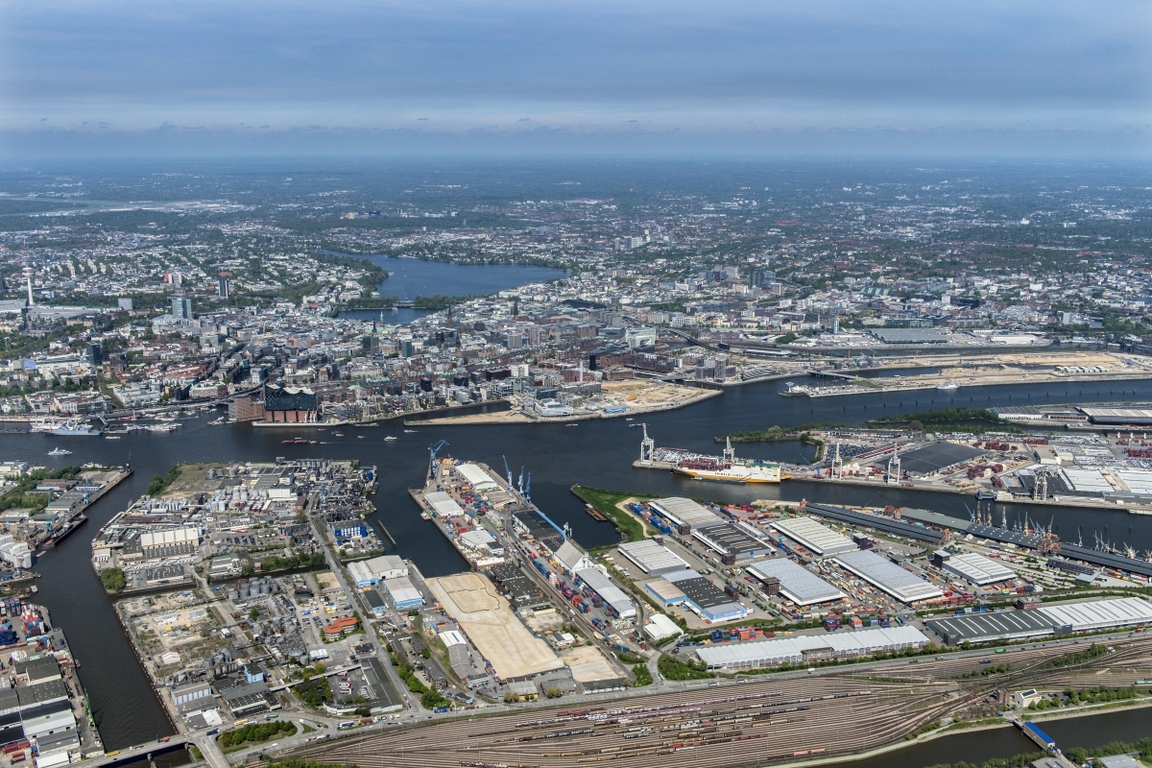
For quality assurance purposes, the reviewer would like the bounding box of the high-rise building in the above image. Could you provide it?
[85,341,102,367]
[172,296,193,320]
[218,273,231,299]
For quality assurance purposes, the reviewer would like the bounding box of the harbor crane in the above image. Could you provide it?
[427,440,449,480]
[502,456,514,489]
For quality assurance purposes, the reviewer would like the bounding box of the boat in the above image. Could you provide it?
[30,420,102,436]
[384,436,398,442]
[281,438,316,445]
[404,429,418,434]
[936,382,960,391]
[565,423,578,427]
[333,432,344,437]
[671,437,784,484]
[208,417,226,426]
[47,448,72,456]
[585,503,608,522]
[145,423,179,433]
[625,417,634,421]
[104,436,120,440]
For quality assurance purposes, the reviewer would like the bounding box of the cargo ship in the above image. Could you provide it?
[29,420,102,437]
[672,438,784,484]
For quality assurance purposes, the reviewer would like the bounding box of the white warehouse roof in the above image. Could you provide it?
[618,539,689,575]
[424,491,465,518]
[456,464,499,490]
[649,497,723,528]
[771,517,857,556]
[696,626,930,670]
[835,550,943,603]
[1038,597,1152,631]
[746,559,846,606]
[942,552,1016,586]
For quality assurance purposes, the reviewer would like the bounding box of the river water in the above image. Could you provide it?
[13,248,1152,761]
[13,372,1152,760]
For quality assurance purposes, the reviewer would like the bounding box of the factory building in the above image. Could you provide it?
[696,626,930,670]
[931,550,1015,586]
[648,569,750,623]
[424,491,466,518]
[834,550,944,604]
[771,517,857,556]
[139,527,199,559]
[746,559,846,606]
[454,463,500,491]
[925,597,1152,645]
[347,555,409,588]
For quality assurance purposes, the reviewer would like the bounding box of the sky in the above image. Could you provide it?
[1,0,1150,159]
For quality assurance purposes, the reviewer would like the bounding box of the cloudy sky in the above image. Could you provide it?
[1,0,1149,158]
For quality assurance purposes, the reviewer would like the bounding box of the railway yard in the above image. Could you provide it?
[289,633,1152,768]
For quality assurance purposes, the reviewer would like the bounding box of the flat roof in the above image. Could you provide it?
[771,517,857,556]
[617,539,689,575]
[697,626,930,669]
[925,609,1058,644]
[1038,597,1152,631]
[941,552,1016,585]
[693,521,773,557]
[834,550,943,603]
[746,559,846,606]
[890,442,986,475]
[649,497,723,528]
[424,491,465,518]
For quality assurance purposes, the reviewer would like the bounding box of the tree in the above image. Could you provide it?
[100,568,126,592]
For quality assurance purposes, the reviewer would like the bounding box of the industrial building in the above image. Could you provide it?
[746,559,846,606]
[381,576,424,610]
[649,569,750,623]
[834,550,944,603]
[925,597,1152,645]
[617,539,689,576]
[424,490,466,518]
[574,567,636,621]
[695,626,931,670]
[771,517,857,556]
[347,555,409,587]
[454,463,500,491]
[932,550,1016,586]
[692,521,774,561]
[648,497,724,531]
[1080,407,1152,426]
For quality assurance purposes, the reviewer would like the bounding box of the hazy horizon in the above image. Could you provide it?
[1,0,1150,160]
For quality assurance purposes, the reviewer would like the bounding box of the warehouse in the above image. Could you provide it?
[693,521,774,561]
[771,517,857,556]
[834,550,943,603]
[925,597,1152,645]
[649,497,724,530]
[1080,407,1152,426]
[455,463,500,491]
[887,442,986,476]
[381,576,425,610]
[933,551,1016,586]
[925,609,1060,645]
[348,554,410,587]
[746,559,846,606]
[660,569,750,623]
[617,539,689,576]
[574,567,636,621]
[424,491,466,519]
[1039,597,1152,632]
[696,626,930,670]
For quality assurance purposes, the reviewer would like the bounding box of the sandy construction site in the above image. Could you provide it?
[426,572,565,680]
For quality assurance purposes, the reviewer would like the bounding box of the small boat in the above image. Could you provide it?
[625,417,634,421]
[564,423,578,427]
[48,447,72,456]
[936,381,960,391]
[333,432,344,437]
[208,417,226,426]
[358,435,366,439]
[384,436,398,442]
[104,436,121,440]
[404,429,418,434]
[281,438,316,445]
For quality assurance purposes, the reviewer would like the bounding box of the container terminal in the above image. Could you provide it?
[633,425,787,484]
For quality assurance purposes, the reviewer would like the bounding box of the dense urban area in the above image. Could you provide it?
[0,163,1150,768]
